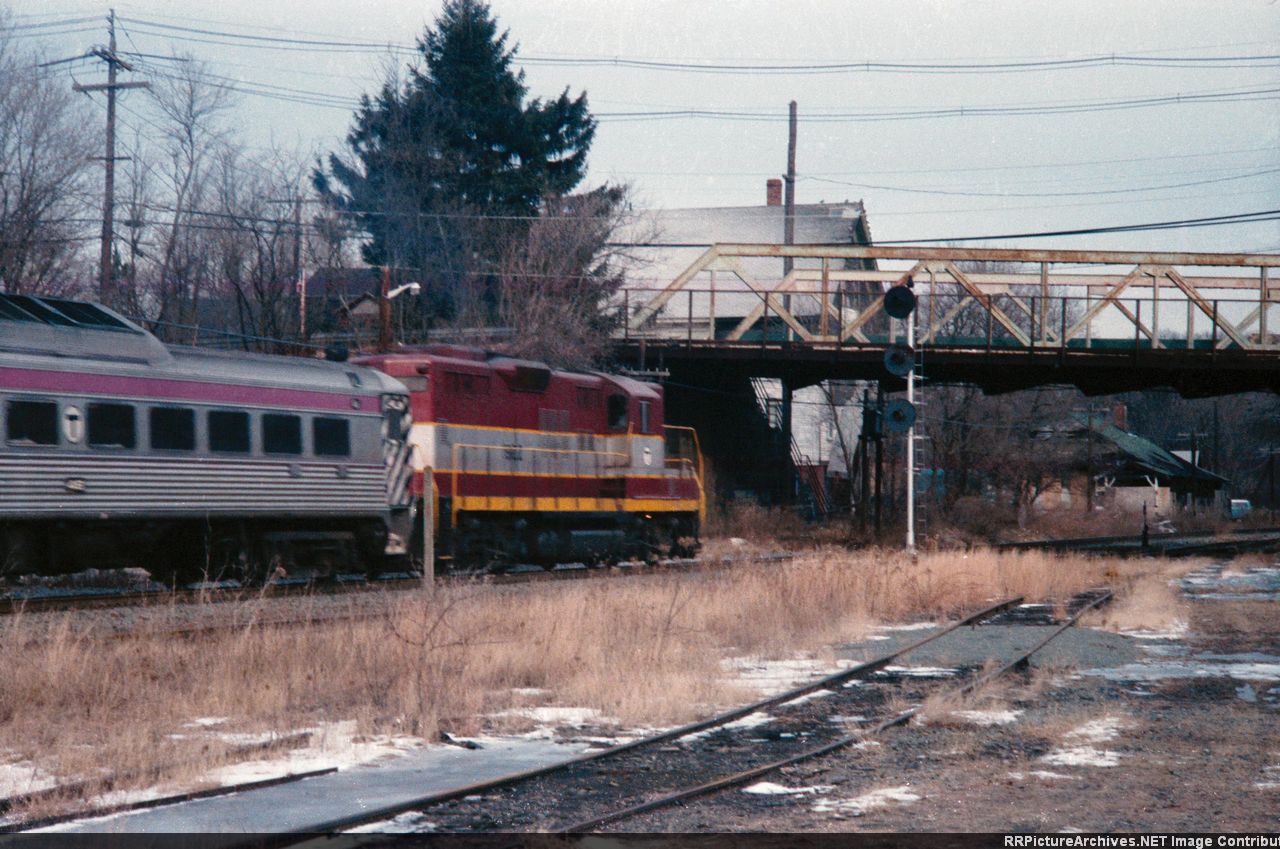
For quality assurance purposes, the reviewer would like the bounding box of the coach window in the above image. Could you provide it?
[638,400,651,434]
[263,413,302,455]
[5,400,58,445]
[209,410,250,453]
[150,407,195,451]
[607,394,628,431]
[312,417,350,457]
[87,403,136,449]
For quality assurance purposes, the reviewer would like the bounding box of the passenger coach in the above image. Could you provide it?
[0,294,414,581]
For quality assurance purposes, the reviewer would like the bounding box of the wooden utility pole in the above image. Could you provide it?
[378,266,392,352]
[783,100,797,276]
[71,10,149,304]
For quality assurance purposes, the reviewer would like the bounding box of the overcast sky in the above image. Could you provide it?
[15,0,1280,254]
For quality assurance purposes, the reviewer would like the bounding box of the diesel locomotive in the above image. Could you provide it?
[356,346,704,568]
[0,294,415,581]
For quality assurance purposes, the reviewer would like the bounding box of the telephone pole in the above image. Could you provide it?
[70,10,149,304]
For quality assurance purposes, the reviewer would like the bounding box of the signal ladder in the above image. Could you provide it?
[911,342,933,540]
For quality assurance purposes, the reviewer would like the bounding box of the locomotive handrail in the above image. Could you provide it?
[662,425,706,524]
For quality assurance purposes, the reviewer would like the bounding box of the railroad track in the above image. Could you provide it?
[183,589,1107,839]
[998,525,1280,557]
[0,552,794,618]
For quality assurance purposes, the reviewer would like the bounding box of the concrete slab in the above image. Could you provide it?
[42,736,584,840]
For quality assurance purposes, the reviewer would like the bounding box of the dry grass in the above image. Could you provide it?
[0,546,1118,803]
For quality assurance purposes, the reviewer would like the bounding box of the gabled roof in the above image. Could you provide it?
[620,201,873,290]
[1092,421,1228,485]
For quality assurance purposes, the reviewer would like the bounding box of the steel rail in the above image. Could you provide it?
[1,767,337,834]
[0,731,316,823]
[560,588,1114,833]
[272,595,1022,837]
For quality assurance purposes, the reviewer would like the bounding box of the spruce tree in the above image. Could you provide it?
[315,0,597,322]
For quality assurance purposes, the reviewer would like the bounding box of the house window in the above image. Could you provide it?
[87,403,136,449]
[209,410,250,454]
[5,400,57,445]
[263,413,302,455]
[150,407,195,451]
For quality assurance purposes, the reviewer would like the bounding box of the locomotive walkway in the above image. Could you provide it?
[613,245,1280,396]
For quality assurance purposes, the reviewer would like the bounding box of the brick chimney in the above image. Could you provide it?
[766,178,783,206]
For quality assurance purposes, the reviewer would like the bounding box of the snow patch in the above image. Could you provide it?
[1008,770,1077,781]
[680,712,774,741]
[811,785,920,816]
[876,622,939,632]
[200,721,423,788]
[742,781,832,796]
[1065,717,1128,743]
[0,758,60,797]
[778,690,831,708]
[185,717,229,728]
[1121,622,1187,641]
[1041,746,1122,768]
[1079,659,1280,683]
[879,665,959,678]
[721,656,847,695]
[494,707,609,726]
[347,812,439,833]
[950,709,1022,727]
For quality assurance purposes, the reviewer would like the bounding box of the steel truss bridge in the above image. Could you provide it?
[614,245,1280,396]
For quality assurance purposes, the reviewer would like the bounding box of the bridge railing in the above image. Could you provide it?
[617,245,1280,352]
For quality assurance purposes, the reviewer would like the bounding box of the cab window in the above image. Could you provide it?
[607,394,628,431]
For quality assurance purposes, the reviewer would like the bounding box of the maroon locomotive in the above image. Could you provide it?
[355,345,703,568]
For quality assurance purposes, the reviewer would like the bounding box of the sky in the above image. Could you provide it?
[12,0,1280,255]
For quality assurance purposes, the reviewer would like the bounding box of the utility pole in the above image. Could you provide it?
[783,101,797,275]
[378,266,392,353]
[780,101,797,338]
[68,10,149,304]
[293,196,305,340]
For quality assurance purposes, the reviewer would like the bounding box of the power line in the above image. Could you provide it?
[596,86,1280,123]
[804,165,1280,199]
[607,208,1280,248]
[106,17,1280,77]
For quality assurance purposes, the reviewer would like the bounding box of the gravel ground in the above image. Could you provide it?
[608,561,1280,833]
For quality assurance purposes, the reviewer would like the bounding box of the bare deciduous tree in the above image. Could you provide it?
[0,13,95,294]
[492,186,640,368]
[145,56,234,339]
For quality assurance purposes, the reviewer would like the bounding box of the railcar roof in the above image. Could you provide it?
[358,346,662,399]
[0,295,402,396]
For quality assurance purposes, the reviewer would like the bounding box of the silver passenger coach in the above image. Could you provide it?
[0,294,413,581]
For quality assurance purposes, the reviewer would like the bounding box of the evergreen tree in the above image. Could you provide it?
[314,0,598,323]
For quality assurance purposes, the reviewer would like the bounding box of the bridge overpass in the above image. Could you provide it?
[614,245,1280,397]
